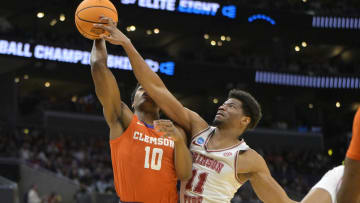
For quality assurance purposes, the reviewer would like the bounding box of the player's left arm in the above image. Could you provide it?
[238,149,297,203]
[173,126,192,180]
[155,120,192,181]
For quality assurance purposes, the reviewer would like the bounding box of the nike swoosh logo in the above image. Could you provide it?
[137,121,145,126]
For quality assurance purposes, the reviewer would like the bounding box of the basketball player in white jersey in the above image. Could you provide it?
[94,18,295,203]
[94,17,348,203]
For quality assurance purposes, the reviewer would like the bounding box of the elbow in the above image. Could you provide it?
[90,57,107,68]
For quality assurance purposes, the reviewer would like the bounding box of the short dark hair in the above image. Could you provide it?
[131,83,141,105]
[228,89,262,129]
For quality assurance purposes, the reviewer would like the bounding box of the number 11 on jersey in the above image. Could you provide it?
[186,169,209,194]
[144,146,163,170]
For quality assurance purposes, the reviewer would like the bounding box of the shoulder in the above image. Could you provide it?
[237,149,267,173]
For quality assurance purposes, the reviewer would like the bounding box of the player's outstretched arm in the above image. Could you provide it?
[93,17,208,136]
[238,149,296,203]
[155,120,192,180]
[90,39,132,138]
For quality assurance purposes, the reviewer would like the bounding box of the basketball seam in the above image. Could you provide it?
[77,17,108,25]
[76,6,117,24]
[75,19,98,38]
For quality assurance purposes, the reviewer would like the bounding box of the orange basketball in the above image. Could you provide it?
[75,0,118,40]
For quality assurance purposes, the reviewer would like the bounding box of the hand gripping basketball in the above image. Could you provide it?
[93,16,131,46]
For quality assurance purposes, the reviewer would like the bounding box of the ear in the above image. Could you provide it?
[242,116,251,126]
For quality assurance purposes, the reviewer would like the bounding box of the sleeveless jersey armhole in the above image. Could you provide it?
[234,150,248,184]
[110,115,138,144]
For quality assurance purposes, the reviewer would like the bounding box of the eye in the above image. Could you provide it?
[229,104,237,109]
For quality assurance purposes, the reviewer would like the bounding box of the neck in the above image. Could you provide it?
[213,125,245,142]
[135,110,160,125]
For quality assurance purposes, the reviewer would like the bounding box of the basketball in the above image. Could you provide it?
[75,0,118,40]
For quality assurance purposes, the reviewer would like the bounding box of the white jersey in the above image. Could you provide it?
[180,126,250,203]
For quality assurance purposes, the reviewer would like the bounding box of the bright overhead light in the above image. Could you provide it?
[59,14,66,22]
[220,35,226,41]
[146,30,152,35]
[44,82,51,87]
[37,12,45,18]
[14,77,20,83]
[153,28,160,34]
[294,46,300,52]
[308,103,314,109]
[71,96,78,103]
[336,102,341,108]
[302,41,307,47]
[213,98,219,104]
[210,40,216,46]
[217,41,223,46]
[50,19,57,26]
[226,36,231,41]
[302,0,307,3]
[204,34,209,39]
[130,25,136,31]
[24,74,29,80]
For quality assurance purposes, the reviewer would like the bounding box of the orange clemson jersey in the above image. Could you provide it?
[346,108,360,161]
[110,115,178,203]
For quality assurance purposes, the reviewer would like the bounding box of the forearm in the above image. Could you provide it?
[122,41,193,131]
[90,40,122,123]
[251,173,295,203]
[91,39,108,68]
[174,140,193,181]
[122,41,165,89]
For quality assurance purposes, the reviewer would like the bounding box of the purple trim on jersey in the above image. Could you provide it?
[141,121,154,129]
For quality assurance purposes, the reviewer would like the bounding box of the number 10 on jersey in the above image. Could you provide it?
[144,146,163,170]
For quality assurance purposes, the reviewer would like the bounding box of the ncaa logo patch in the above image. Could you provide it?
[196,137,205,145]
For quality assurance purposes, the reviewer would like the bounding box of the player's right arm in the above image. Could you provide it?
[93,17,208,136]
[337,108,360,203]
[90,39,133,140]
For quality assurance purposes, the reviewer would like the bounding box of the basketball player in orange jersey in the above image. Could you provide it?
[94,18,298,203]
[90,38,193,203]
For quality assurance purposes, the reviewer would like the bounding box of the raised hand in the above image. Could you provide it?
[93,16,130,46]
[154,120,185,143]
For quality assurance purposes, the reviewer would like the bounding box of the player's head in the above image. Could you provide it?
[213,89,262,131]
[131,83,159,113]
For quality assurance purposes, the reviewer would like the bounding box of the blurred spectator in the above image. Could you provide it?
[74,184,92,203]
[28,184,42,203]
[44,192,61,203]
